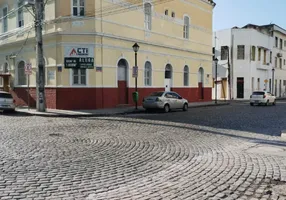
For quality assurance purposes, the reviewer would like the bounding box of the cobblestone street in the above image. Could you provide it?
[1,102,286,200]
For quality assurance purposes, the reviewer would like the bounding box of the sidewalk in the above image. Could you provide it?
[15,101,229,118]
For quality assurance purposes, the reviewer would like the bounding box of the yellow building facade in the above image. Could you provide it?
[0,0,215,110]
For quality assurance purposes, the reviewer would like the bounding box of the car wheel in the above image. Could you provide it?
[266,100,270,106]
[250,103,254,106]
[183,103,188,111]
[273,100,276,106]
[164,104,170,113]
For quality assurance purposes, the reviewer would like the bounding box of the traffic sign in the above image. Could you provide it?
[132,66,138,78]
[25,63,32,75]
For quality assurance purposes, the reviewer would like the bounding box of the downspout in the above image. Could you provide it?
[100,0,104,108]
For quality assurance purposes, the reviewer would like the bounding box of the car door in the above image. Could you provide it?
[164,92,175,108]
[170,92,183,109]
[267,92,273,103]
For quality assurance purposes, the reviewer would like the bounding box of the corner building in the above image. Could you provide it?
[0,0,215,110]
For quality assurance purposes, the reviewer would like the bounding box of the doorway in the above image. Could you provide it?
[117,59,128,105]
[198,67,204,99]
[237,77,244,98]
[164,64,172,92]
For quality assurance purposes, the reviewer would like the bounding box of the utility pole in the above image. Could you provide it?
[35,0,46,112]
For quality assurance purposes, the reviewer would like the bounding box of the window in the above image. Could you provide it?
[72,0,85,16]
[221,46,228,60]
[263,50,266,64]
[270,51,272,63]
[257,78,260,90]
[258,48,261,61]
[18,0,24,27]
[237,45,245,60]
[183,16,189,39]
[3,7,8,32]
[251,46,255,61]
[284,40,286,47]
[284,59,286,65]
[18,61,26,85]
[72,69,86,85]
[275,37,278,47]
[144,61,152,86]
[171,12,175,18]
[144,3,152,30]
[280,38,283,49]
[280,58,282,68]
[183,65,189,86]
[164,9,168,16]
[275,57,277,68]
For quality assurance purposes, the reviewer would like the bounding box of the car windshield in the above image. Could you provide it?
[0,93,13,99]
[252,92,265,95]
[149,92,164,97]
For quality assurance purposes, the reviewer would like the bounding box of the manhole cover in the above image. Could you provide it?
[246,144,286,156]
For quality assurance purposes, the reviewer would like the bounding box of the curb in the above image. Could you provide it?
[14,103,230,118]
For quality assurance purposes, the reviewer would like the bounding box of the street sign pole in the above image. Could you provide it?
[27,74,30,110]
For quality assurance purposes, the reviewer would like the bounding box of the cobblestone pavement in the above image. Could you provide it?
[0,102,286,200]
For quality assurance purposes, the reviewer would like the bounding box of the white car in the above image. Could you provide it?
[143,91,189,112]
[0,91,16,112]
[250,91,276,106]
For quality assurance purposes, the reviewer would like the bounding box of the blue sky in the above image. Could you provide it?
[213,0,286,31]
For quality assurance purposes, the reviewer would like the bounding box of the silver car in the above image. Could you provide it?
[0,91,15,112]
[142,91,189,113]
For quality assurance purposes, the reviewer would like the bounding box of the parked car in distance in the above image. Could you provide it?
[250,91,276,106]
[0,91,15,112]
[142,91,189,113]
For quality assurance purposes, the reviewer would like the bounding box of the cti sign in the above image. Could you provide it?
[64,46,94,69]
[69,48,89,56]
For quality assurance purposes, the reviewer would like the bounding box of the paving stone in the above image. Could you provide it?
[0,103,286,199]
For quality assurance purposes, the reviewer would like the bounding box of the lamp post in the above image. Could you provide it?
[132,43,140,110]
[214,58,218,104]
[272,67,275,94]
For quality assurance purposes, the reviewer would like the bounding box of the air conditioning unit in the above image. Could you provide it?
[266,63,270,65]
[277,53,283,57]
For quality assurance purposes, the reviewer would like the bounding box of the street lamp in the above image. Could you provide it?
[214,57,218,104]
[132,43,140,110]
[272,67,275,94]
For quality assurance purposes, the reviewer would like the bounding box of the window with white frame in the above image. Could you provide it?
[183,65,189,86]
[72,0,85,16]
[18,61,26,85]
[3,7,8,32]
[144,61,152,86]
[18,0,24,27]
[73,69,86,85]
[144,3,152,30]
[183,16,189,39]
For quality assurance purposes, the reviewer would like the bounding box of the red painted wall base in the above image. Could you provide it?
[12,87,212,110]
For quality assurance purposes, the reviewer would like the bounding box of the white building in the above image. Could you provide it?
[213,24,286,100]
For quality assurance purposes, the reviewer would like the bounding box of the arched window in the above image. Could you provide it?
[165,9,168,16]
[18,61,26,85]
[183,65,189,86]
[144,61,152,86]
[251,46,256,61]
[183,16,190,39]
[144,3,152,30]
[171,12,175,18]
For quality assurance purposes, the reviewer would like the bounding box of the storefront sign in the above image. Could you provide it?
[64,46,94,69]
